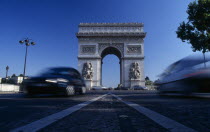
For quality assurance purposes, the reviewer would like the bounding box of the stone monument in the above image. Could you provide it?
[76,23,146,88]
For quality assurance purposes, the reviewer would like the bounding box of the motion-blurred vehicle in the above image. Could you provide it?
[120,87,130,90]
[23,67,86,96]
[114,84,129,90]
[156,54,210,94]
[92,86,102,90]
[131,85,147,90]
[108,87,115,90]
[102,86,109,90]
[92,86,109,90]
[114,86,129,90]
[114,87,120,90]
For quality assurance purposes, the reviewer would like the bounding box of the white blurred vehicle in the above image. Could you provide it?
[101,86,109,90]
[156,54,210,94]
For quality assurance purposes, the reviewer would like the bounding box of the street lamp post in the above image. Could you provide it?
[6,65,9,78]
[19,38,35,79]
[5,66,9,83]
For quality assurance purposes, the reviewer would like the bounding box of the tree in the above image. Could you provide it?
[176,0,210,66]
[11,74,16,77]
[19,74,24,77]
[145,76,150,81]
[145,76,153,85]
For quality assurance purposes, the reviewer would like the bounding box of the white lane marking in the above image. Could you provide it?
[111,94,197,132]
[11,94,107,132]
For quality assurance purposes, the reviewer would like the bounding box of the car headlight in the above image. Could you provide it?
[23,78,33,83]
[57,78,69,83]
[45,79,57,83]
[45,78,69,83]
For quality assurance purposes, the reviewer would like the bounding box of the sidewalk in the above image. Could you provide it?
[0,91,21,94]
[0,84,20,92]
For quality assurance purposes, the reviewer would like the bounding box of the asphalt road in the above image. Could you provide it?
[0,90,210,132]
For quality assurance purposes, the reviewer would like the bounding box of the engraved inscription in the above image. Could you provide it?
[81,46,96,54]
[127,45,141,54]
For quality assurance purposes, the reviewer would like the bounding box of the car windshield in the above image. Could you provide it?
[40,68,76,76]
[159,55,210,77]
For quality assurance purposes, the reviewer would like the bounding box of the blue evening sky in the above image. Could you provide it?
[0,0,198,87]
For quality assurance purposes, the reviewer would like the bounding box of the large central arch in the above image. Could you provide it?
[101,47,122,86]
[77,23,146,89]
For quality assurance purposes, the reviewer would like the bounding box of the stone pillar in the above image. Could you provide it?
[127,61,145,88]
[130,79,141,88]
[100,61,103,86]
[120,60,122,85]
[85,79,92,90]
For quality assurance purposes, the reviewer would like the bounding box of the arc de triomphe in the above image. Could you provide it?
[76,23,146,88]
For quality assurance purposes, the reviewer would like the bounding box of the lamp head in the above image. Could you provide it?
[19,40,24,44]
[31,42,35,45]
[6,66,9,70]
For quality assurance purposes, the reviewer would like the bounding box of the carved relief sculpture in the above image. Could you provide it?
[82,62,93,79]
[129,62,140,79]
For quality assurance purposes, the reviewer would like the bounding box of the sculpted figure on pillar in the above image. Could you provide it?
[129,62,140,79]
[82,62,93,79]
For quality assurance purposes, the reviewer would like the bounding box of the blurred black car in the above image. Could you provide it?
[131,85,147,90]
[156,54,210,94]
[23,67,86,96]
[114,87,129,90]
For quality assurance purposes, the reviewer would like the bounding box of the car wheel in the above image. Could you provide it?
[65,85,75,96]
[79,87,86,95]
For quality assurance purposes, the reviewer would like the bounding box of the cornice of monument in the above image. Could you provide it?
[78,55,101,59]
[79,23,144,27]
[76,32,146,38]
[122,56,145,59]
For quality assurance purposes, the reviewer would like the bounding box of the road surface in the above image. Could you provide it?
[0,90,209,132]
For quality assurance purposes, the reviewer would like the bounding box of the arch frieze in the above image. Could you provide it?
[98,43,124,57]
